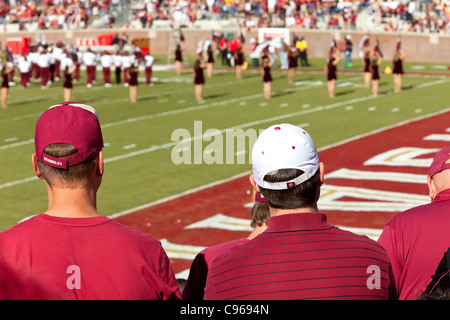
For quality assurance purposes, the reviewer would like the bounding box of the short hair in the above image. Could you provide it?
[37,143,97,189]
[250,201,270,228]
[259,168,320,210]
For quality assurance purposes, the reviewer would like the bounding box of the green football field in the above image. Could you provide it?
[0,57,449,231]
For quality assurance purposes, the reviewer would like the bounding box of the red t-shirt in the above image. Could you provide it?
[0,214,181,300]
[378,189,450,300]
[0,256,61,299]
[204,212,391,300]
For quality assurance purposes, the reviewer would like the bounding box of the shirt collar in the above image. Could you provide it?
[265,212,333,233]
[433,189,450,203]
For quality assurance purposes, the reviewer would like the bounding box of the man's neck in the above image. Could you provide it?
[269,205,319,217]
[45,186,99,218]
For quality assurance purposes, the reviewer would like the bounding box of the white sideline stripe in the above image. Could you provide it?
[0,138,34,151]
[0,176,39,189]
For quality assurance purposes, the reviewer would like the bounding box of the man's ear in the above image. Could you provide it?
[249,173,261,194]
[31,154,43,180]
[428,175,436,201]
[97,151,104,176]
[318,162,325,186]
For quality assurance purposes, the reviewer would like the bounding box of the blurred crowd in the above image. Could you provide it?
[0,0,120,30]
[134,0,450,33]
[0,0,449,33]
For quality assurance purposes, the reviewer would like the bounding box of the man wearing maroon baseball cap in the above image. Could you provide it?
[34,102,104,170]
[379,146,450,300]
[0,102,181,300]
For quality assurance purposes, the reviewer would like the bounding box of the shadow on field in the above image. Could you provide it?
[204,92,229,100]
[401,85,414,91]
[139,95,158,102]
[335,90,355,96]
[271,89,296,98]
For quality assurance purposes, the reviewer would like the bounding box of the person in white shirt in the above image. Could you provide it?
[27,49,39,82]
[37,47,50,88]
[48,47,56,83]
[144,51,154,86]
[52,42,64,81]
[82,48,97,88]
[60,52,76,101]
[100,51,113,87]
[121,51,132,87]
[17,53,32,88]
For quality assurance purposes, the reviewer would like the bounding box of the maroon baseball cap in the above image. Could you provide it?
[428,147,450,178]
[35,101,104,169]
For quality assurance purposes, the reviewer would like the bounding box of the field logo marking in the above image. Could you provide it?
[364,147,439,167]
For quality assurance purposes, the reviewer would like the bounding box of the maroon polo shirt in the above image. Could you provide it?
[204,212,391,300]
[378,189,450,300]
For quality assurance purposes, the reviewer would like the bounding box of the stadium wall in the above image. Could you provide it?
[1,28,449,63]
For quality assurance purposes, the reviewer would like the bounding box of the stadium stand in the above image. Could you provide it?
[0,0,448,34]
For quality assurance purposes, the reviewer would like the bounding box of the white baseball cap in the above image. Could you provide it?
[252,124,319,190]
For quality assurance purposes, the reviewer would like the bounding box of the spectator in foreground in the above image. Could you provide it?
[204,123,391,300]
[379,147,450,300]
[0,102,181,300]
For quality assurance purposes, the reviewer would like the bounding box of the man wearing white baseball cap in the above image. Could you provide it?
[205,123,392,300]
